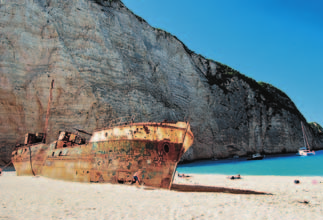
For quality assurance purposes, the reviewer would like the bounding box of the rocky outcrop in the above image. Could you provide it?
[1,0,322,163]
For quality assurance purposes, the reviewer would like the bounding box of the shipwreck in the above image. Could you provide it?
[11,80,194,189]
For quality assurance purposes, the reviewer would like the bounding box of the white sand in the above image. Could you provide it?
[1,171,323,219]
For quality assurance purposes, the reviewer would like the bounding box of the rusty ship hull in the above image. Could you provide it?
[12,121,194,189]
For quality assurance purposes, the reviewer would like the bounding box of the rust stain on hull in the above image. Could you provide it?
[11,121,194,189]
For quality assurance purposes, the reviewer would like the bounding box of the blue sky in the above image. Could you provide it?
[122,0,323,126]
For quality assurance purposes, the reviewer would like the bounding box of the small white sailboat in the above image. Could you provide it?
[297,122,315,156]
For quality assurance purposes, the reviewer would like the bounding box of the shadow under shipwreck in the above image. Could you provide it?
[170,184,272,195]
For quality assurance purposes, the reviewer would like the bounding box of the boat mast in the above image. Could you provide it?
[301,122,311,150]
[42,79,54,143]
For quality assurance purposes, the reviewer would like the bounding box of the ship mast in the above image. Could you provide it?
[301,121,310,150]
[42,79,54,143]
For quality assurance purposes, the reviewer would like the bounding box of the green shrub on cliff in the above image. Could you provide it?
[309,122,323,133]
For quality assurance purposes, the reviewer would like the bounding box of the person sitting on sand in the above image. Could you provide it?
[0,167,2,176]
[132,170,141,185]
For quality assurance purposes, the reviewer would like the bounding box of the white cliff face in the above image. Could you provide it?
[0,0,322,162]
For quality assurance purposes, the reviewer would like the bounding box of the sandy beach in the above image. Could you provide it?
[1,171,323,220]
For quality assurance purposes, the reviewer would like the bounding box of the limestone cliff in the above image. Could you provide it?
[0,0,322,163]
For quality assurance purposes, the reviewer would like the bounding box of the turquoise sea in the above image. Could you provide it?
[177,150,323,176]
